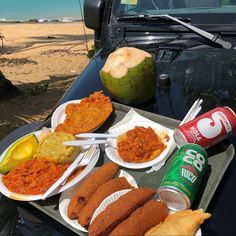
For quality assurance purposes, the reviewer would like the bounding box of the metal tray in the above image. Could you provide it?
[30,102,235,235]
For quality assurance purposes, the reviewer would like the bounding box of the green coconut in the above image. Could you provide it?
[100,47,157,105]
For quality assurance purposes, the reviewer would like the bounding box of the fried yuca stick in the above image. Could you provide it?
[67,162,119,220]
[78,177,133,227]
[110,200,168,236]
[88,188,156,236]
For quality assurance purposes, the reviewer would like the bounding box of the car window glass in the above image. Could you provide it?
[114,0,236,24]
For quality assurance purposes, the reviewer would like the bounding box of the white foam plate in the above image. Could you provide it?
[59,170,138,233]
[51,100,81,129]
[90,189,132,224]
[0,130,100,201]
[105,120,174,169]
[51,99,109,132]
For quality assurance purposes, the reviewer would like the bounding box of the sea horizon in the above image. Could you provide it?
[0,0,84,23]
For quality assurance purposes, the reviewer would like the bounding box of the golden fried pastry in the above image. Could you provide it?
[145,209,211,236]
[117,126,166,163]
[55,91,113,134]
[88,188,156,236]
[67,162,119,220]
[78,177,133,227]
[110,200,168,236]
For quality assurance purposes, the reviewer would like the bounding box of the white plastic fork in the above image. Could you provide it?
[67,145,96,171]
[63,138,116,147]
[41,146,96,200]
[76,133,118,139]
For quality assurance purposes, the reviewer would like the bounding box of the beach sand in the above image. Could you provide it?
[0,22,94,140]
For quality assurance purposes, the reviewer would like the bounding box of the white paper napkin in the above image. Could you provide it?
[108,109,176,173]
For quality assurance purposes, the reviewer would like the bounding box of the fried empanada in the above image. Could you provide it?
[145,209,211,236]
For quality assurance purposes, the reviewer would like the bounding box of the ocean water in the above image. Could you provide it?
[0,0,84,22]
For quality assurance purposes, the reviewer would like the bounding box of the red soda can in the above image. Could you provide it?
[174,107,236,148]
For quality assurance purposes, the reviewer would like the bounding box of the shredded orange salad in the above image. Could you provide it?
[117,126,166,163]
[3,158,86,195]
[3,158,69,195]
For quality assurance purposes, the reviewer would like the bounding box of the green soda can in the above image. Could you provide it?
[157,143,208,211]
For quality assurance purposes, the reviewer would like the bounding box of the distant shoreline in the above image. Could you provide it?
[0,18,83,24]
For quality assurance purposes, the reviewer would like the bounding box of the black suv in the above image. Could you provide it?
[1,0,236,235]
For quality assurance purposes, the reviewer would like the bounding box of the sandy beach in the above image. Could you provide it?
[0,22,94,140]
